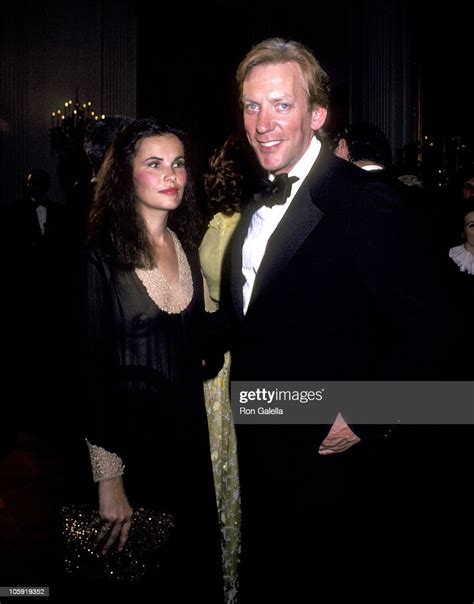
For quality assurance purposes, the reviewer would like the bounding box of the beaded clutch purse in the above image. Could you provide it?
[61,504,175,582]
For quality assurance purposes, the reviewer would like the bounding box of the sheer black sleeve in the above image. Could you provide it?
[80,248,126,472]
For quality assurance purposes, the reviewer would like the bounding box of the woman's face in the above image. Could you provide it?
[132,133,187,213]
[464,211,474,247]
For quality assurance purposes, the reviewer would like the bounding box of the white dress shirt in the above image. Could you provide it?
[242,136,321,314]
[361,164,384,172]
[35,203,47,235]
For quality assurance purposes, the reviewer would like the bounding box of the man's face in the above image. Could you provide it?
[463,177,474,200]
[334,138,350,161]
[26,173,47,200]
[242,62,327,175]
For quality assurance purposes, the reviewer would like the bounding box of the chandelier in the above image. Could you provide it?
[49,89,105,155]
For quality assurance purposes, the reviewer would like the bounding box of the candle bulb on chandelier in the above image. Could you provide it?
[49,93,102,156]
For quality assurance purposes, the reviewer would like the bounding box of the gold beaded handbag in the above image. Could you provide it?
[61,504,175,582]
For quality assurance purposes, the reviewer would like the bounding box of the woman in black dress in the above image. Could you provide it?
[80,118,222,601]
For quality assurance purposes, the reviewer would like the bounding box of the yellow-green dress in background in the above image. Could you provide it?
[199,211,241,604]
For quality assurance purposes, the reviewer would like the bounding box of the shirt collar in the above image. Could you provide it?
[362,164,384,172]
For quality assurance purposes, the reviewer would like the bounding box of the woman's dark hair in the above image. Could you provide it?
[83,115,134,175]
[87,118,203,268]
[204,133,263,216]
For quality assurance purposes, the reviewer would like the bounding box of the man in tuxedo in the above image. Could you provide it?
[462,172,474,200]
[334,120,434,216]
[334,121,392,172]
[2,169,74,433]
[226,38,464,599]
[17,169,71,252]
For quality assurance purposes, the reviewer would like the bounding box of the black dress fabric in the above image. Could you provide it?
[70,246,223,602]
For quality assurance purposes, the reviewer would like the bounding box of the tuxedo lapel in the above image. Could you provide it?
[230,146,336,317]
[248,149,333,311]
[28,206,43,243]
[248,184,324,309]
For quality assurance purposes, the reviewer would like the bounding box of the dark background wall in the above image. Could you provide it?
[2,0,472,206]
[137,0,413,176]
[1,0,136,205]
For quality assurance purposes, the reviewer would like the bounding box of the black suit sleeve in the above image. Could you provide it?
[354,180,461,378]
[341,180,463,434]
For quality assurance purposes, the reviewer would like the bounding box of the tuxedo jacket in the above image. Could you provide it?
[224,145,461,509]
[229,146,456,382]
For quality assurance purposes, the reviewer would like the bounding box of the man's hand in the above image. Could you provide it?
[318,412,361,455]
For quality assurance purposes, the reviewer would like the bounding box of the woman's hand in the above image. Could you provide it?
[95,476,133,554]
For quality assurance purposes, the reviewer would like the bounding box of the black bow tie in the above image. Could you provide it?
[260,173,299,208]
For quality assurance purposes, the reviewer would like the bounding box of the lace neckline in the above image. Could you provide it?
[449,244,474,276]
[135,229,193,314]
